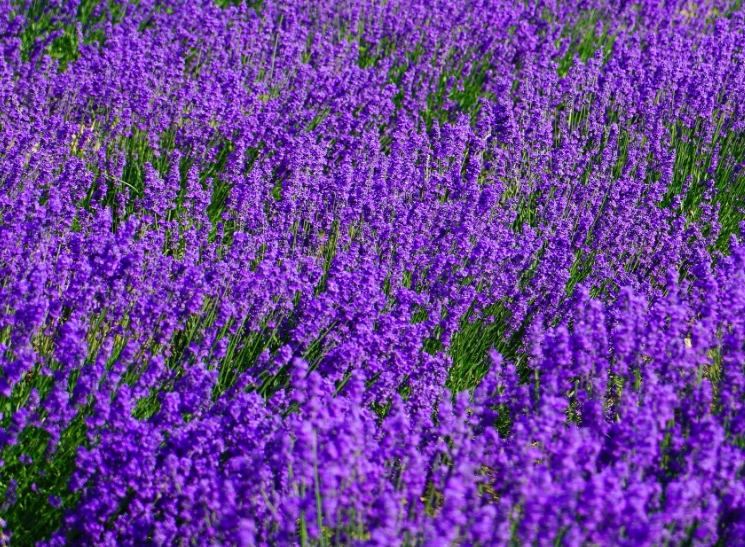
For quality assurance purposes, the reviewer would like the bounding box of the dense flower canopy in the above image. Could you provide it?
[2,0,745,545]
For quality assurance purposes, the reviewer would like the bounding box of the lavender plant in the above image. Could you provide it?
[1,0,745,544]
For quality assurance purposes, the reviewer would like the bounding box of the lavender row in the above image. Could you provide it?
[0,0,744,544]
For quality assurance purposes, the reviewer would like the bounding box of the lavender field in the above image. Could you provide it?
[3,0,745,545]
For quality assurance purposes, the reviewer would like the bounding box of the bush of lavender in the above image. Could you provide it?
[2,0,745,544]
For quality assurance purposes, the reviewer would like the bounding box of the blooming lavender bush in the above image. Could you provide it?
[2,0,745,544]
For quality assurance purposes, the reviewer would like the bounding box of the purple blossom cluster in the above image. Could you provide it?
[2,0,745,544]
